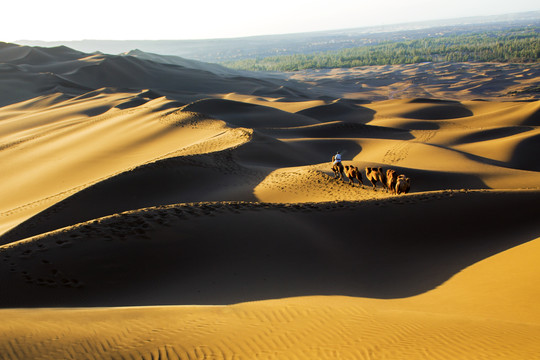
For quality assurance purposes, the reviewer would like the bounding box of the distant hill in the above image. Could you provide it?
[121,49,240,77]
[0,42,304,107]
[16,11,540,63]
[1,40,538,109]
[224,27,539,71]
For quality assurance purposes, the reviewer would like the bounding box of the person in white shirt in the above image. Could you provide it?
[331,151,345,180]
[332,151,342,165]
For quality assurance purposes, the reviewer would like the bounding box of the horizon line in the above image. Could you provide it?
[12,9,540,44]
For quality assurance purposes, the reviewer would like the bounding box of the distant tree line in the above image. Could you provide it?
[222,28,539,71]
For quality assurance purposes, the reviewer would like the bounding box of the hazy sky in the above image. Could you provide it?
[4,0,539,41]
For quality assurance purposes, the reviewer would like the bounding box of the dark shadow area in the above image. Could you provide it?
[470,78,520,94]
[377,166,488,192]
[256,122,413,140]
[449,126,534,145]
[296,100,376,124]
[1,191,539,307]
[42,76,94,96]
[407,98,461,104]
[153,100,186,111]
[402,104,473,120]
[81,105,112,117]
[251,84,310,99]
[510,133,540,171]
[183,98,318,128]
[234,131,365,168]
[69,87,122,101]
[114,97,149,109]
[138,89,164,100]
[522,106,540,126]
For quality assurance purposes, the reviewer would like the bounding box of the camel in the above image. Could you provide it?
[376,167,388,191]
[395,175,411,195]
[365,167,379,189]
[386,169,398,194]
[344,165,363,187]
[352,166,364,187]
[331,161,345,181]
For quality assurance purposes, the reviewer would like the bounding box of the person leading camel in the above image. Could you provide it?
[331,151,345,181]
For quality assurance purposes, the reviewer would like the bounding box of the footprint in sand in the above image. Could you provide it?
[382,140,410,164]
[19,249,33,259]
[55,239,72,248]
[382,129,436,164]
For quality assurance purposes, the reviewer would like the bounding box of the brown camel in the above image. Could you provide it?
[395,175,411,195]
[352,166,364,187]
[365,167,379,189]
[344,165,364,187]
[331,162,345,181]
[386,169,398,194]
[376,167,388,191]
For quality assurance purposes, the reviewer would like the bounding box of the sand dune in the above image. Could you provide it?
[0,42,539,359]
[183,98,318,128]
[2,189,538,307]
[290,62,540,101]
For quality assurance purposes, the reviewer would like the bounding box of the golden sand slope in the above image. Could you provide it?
[1,43,539,359]
[0,90,252,236]
[1,290,539,360]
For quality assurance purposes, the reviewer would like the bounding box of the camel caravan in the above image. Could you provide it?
[365,167,411,195]
[331,152,411,195]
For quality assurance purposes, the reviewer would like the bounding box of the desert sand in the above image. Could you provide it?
[0,42,539,359]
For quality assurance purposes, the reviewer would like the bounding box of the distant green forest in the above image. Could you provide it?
[223,28,539,71]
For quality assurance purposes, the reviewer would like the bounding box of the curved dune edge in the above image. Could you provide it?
[1,189,538,307]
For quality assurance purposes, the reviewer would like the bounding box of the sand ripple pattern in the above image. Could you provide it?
[1,297,540,360]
